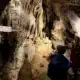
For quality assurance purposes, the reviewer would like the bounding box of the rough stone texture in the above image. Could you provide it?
[0,0,38,80]
[51,20,65,48]
[0,0,80,80]
[31,37,53,80]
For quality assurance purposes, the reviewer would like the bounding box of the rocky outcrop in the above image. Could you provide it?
[0,0,43,79]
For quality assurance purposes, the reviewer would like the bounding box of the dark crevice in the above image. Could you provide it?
[0,0,10,15]
[0,32,17,66]
[2,17,8,26]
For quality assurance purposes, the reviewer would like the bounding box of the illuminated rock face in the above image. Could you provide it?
[31,37,53,80]
[0,0,43,79]
[68,11,80,38]
[51,20,65,48]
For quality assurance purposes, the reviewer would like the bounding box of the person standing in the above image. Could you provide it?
[48,45,72,80]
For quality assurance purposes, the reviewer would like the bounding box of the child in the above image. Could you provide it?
[48,45,72,80]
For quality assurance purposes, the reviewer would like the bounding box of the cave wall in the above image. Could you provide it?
[0,0,80,80]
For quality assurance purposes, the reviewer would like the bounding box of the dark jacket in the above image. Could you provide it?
[48,54,72,80]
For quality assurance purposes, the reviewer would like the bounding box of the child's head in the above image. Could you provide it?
[57,45,66,54]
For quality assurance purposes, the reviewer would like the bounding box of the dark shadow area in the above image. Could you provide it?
[42,3,54,39]
[42,1,61,39]
[0,0,10,15]
[2,17,8,26]
[0,32,17,66]
[69,5,80,17]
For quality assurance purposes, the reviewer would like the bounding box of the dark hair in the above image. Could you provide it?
[47,45,66,61]
[57,45,66,54]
